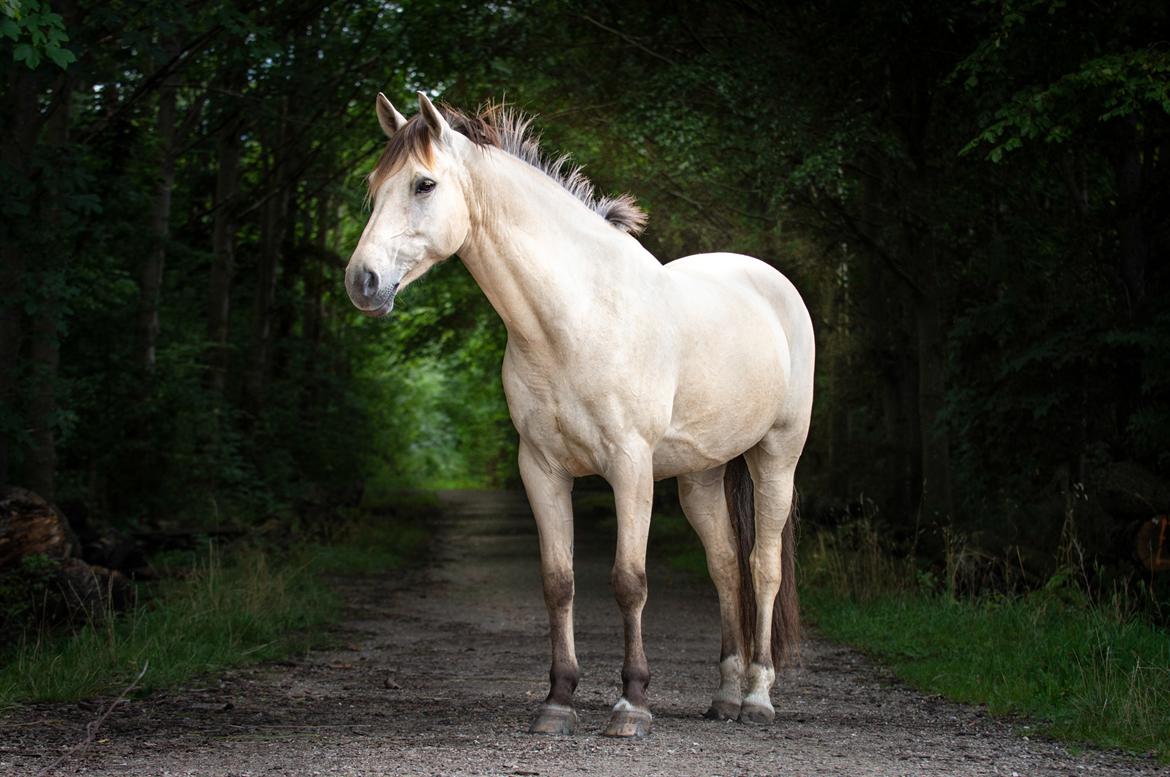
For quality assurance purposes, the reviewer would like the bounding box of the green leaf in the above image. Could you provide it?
[12,41,37,67]
[45,45,74,68]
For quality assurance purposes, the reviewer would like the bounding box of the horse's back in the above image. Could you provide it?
[665,253,813,349]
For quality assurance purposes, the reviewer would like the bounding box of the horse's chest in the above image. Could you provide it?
[501,353,669,477]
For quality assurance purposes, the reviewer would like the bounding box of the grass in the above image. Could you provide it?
[0,547,336,705]
[0,508,430,708]
[305,515,430,575]
[799,521,1170,762]
[805,589,1170,759]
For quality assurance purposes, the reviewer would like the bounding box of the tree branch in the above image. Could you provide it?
[34,662,149,777]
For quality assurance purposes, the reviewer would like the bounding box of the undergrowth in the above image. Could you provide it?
[0,509,430,708]
[801,520,1170,762]
[0,547,335,705]
[305,515,430,575]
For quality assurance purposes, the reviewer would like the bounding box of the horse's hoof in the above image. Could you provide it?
[602,707,653,738]
[529,704,577,735]
[704,699,741,721]
[738,702,775,725]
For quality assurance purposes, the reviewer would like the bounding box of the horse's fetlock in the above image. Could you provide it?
[548,661,579,703]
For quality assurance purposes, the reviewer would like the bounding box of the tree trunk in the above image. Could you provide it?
[303,193,327,350]
[0,242,24,491]
[826,250,852,501]
[25,77,75,502]
[243,181,287,414]
[24,310,60,501]
[0,66,43,490]
[912,250,952,525]
[244,98,291,415]
[205,119,241,397]
[1116,116,1149,316]
[138,41,181,377]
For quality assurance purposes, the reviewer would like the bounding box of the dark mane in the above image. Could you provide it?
[367,101,648,236]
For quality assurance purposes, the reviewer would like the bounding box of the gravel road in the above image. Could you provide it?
[1,490,1162,776]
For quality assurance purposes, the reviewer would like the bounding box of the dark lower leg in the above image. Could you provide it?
[604,461,654,737]
[530,577,579,734]
[613,564,651,707]
[543,571,578,706]
[519,444,578,734]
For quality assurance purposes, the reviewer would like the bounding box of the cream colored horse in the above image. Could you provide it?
[345,92,815,738]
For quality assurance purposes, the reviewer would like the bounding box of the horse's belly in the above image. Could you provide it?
[652,385,779,479]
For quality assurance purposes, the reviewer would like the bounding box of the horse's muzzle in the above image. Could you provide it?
[346,263,399,316]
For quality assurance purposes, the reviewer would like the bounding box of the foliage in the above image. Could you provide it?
[1,0,76,69]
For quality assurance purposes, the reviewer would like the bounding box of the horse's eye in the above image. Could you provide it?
[415,178,436,195]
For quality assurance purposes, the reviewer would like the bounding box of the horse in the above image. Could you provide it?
[345,91,815,738]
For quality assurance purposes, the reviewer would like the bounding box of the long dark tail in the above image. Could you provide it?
[724,455,800,668]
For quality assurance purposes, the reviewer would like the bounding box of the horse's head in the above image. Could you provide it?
[345,92,473,316]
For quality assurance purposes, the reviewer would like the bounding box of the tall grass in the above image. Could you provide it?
[0,505,431,708]
[305,516,430,575]
[801,521,1170,761]
[0,547,336,705]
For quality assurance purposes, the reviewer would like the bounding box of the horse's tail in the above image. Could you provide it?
[724,455,800,669]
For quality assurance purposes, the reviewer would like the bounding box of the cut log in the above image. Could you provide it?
[0,486,80,569]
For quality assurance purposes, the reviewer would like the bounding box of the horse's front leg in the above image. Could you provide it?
[603,454,655,738]
[519,442,579,735]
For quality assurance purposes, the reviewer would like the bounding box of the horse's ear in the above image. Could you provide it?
[417,91,452,144]
[376,92,407,138]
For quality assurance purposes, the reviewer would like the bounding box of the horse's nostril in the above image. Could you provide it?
[361,269,379,298]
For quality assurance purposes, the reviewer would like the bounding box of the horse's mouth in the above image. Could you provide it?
[360,283,399,317]
[362,299,394,317]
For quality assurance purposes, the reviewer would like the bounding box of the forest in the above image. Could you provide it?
[2,0,1170,762]
[4,0,1167,588]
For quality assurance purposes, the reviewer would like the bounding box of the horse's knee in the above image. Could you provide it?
[611,565,647,612]
[542,570,574,611]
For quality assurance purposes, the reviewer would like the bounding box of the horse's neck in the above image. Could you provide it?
[457,151,659,350]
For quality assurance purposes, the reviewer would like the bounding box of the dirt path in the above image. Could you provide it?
[1,490,1163,776]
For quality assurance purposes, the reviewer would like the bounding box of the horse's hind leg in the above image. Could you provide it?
[519,442,579,735]
[678,466,746,721]
[741,434,800,724]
